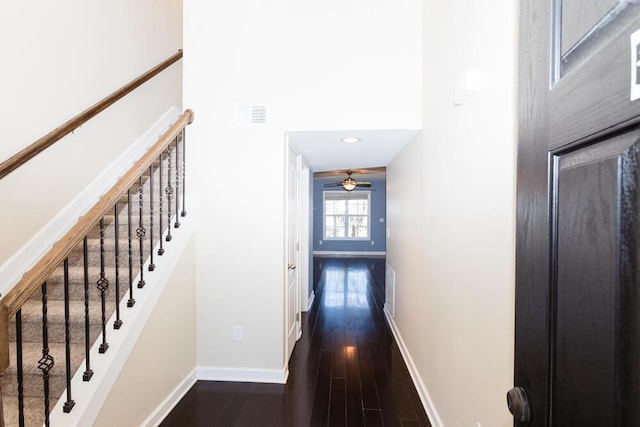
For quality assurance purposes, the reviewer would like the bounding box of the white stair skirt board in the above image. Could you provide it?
[0,106,181,297]
[312,251,386,258]
[48,211,197,427]
[141,369,197,427]
[197,366,288,385]
[383,306,444,427]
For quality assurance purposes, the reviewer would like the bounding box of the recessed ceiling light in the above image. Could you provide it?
[341,137,361,143]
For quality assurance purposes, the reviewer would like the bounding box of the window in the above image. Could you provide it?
[323,191,370,240]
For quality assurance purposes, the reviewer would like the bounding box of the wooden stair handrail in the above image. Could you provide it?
[0,50,183,180]
[0,109,194,373]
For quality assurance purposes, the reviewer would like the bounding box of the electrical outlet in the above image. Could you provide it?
[371,240,375,245]
[233,326,243,341]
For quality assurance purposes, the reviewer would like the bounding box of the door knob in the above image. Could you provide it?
[507,387,530,423]
[288,263,296,270]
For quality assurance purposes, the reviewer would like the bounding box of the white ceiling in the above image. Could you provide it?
[287,129,421,172]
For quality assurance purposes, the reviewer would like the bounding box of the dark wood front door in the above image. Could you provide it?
[515,1,640,426]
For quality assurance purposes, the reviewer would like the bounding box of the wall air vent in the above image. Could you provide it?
[236,105,268,125]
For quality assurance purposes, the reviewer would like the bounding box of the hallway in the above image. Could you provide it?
[160,258,430,426]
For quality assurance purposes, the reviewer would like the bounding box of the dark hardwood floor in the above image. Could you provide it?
[160,258,431,427]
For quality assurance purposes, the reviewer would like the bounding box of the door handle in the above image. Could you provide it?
[507,387,530,423]
[288,263,296,270]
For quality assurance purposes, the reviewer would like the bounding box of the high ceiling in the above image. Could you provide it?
[287,129,420,173]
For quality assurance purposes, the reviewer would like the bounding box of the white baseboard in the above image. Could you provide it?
[0,106,181,297]
[142,369,197,427]
[307,291,315,311]
[384,306,444,427]
[197,366,288,384]
[312,251,386,258]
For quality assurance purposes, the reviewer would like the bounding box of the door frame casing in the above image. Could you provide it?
[298,157,312,314]
[284,140,306,367]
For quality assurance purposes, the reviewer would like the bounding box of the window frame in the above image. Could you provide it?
[322,190,371,241]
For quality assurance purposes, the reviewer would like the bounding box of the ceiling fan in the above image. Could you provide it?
[324,171,372,192]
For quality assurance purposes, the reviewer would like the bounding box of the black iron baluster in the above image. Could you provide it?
[82,238,93,381]
[63,259,75,412]
[181,127,187,217]
[38,282,54,426]
[137,177,146,288]
[174,138,181,228]
[16,309,24,427]
[158,151,165,256]
[114,203,123,329]
[148,164,155,271]
[165,144,174,242]
[127,190,135,307]
[97,219,109,354]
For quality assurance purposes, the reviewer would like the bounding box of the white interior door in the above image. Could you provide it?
[299,160,311,312]
[286,146,300,361]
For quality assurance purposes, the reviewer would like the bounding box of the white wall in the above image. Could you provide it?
[386,1,517,427]
[184,0,421,377]
[93,234,196,427]
[0,0,183,265]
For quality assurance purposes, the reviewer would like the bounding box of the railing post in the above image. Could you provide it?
[0,304,9,427]
[165,144,174,242]
[127,189,136,308]
[148,165,156,271]
[181,127,187,218]
[83,238,94,380]
[113,203,123,329]
[0,377,3,427]
[16,310,24,426]
[137,177,146,288]
[63,259,75,413]
[39,282,54,426]
[174,138,181,229]
[158,151,165,256]
[0,304,9,375]
[97,220,110,354]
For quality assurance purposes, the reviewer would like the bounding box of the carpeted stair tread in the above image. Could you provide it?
[44,264,144,290]
[4,341,86,379]
[66,237,155,266]
[3,396,47,427]
[85,217,163,240]
[10,298,120,346]
[3,341,86,399]
[16,298,110,328]
[22,279,123,306]
[46,265,118,284]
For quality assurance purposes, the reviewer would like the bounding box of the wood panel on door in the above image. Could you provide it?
[516,1,640,425]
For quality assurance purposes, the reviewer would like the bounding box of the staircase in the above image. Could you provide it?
[1,138,185,426]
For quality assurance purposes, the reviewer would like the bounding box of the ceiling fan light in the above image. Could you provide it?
[342,178,357,191]
[340,137,361,143]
